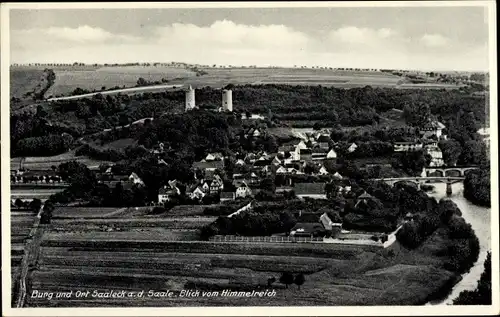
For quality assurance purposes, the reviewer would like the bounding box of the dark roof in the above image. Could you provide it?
[294,183,326,195]
[193,160,224,170]
[220,192,235,199]
[299,148,312,155]
[312,148,328,154]
[316,135,331,143]
[278,145,295,153]
[292,222,325,233]
[357,191,374,200]
[394,141,422,145]
[102,180,135,191]
[253,159,271,167]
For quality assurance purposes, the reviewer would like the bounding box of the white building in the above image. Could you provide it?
[420,121,446,139]
[222,89,233,112]
[425,145,444,167]
[185,85,196,111]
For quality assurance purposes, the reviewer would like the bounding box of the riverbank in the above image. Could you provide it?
[426,183,491,305]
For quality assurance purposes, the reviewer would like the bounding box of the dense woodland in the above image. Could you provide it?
[11,84,487,157]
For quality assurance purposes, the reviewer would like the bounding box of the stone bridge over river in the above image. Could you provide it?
[373,176,465,195]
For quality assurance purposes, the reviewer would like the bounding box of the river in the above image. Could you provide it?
[426,183,491,305]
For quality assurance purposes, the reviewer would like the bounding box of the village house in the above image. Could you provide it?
[319,212,343,236]
[241,113,265,120]
[355,191,375,208]
[425,144,444,167]
[188,186,206,200]
[158,180,181,204]
[299,148,313,162]
[205,152,224,161]
[294,182,327,200]
[347,143,358,153]
[316,134,332,144]
[312,148,328,161]
[317,142,330,150]
[129,172,145,186]
[332,172,343,179]
[317,165,329,175]
[271,156,281,166]
[326,149,338,159]
[420,120,446,139]
[393,141,423,152]
[235,182,253,198]
[209,174,224,194]
[235,159,246,166]
[290,222,326,237]
[192,160,224,178]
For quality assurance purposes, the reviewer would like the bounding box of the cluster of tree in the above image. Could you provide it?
[138,110,236,161]
[13,133,74,157]
[75,143,149,162]
[391,150,431,176]
[453,252,491,305]
[342,195,399,233]
[463,167,491,207]
[342,141,393,159]
[396,198,480,274]
[278,272,306,290]
[200,210,297,239]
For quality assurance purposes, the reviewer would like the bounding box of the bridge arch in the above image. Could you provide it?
[444,169,462,177]
[393,180,420,188]
[427,169,444,177]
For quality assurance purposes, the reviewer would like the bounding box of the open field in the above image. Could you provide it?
[10,68,46,100]
[11,188,65,201]
[11,202,462,307]
[11,151,112,171]
[44,66,196,98]
[27,229,457,307]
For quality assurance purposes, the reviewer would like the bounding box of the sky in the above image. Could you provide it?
[9,5,491,71]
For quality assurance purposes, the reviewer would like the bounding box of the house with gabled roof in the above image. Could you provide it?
[236,181,253,198]
[235,159,246,166]
[316,134,332,143]
[347,143,358,153]
[271,156,281,166]
[318,142,330,150]
[318,165,329,175]
[192,160,224,173]
[326,149,337,159]
[205,152,224,161]
[129,172,145,186]
[158,180,181,204]
[332,172,343,180]
[276,166,288,174]
[299,148,313,162]
[355,191,375,208]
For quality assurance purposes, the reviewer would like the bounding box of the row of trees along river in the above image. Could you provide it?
[426,182,491,305]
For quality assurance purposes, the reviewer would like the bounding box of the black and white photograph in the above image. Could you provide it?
[1,1,497,316]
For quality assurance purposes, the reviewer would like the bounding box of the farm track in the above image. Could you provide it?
[46,84,182,101]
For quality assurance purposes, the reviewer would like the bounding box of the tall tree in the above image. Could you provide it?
[294,273,305,290]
